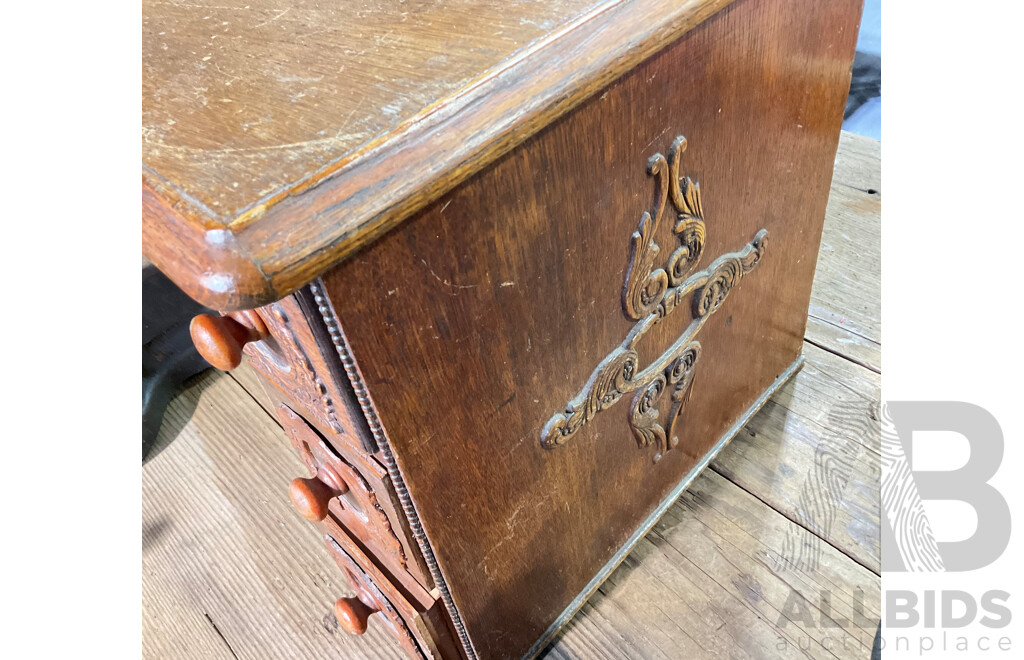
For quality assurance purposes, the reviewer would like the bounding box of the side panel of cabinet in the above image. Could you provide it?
[320,0,861,657]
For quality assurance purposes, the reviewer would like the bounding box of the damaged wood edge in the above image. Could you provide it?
[308,279,481,660]
[142,0,738,311]
[142,178,274,311]
[522,354,806,660]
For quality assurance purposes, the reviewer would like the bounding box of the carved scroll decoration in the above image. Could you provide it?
[541,136,768,462]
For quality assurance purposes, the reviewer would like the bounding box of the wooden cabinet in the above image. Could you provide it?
[143,0,863,657]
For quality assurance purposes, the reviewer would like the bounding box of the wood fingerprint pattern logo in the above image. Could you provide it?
[880,403,945,572]
[772,400,872,573]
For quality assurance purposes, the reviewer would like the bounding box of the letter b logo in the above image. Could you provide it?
[882,401,1010,572]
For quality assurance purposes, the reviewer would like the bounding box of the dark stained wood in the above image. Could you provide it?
[142,0,741,310]
[144,132,880,660]
[318,0,862,657]
[143,0,866,656]
[144,130,880,654]
[255,370,437,596]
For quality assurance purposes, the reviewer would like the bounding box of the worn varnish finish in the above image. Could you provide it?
[142,0,601,220]
[143,131,881,659]
[323,518,464,660]
[315,0,861,656]
[144,0,866,656]
[142,0,741,310]
[254,368,437,596]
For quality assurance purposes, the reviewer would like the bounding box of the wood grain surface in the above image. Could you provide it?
[142,370,407,659]
[142,131,881,659]
[141,0,741,310]
[143,0,601,220]
[316,0,861,655]
[710,342,881,573]
[805,133,881,373]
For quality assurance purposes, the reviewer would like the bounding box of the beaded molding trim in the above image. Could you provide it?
[308,279,479,660]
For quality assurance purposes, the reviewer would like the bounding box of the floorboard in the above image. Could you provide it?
[805,133,882,373]
[143,371,407,659]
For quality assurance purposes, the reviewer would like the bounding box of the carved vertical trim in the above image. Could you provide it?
[308,279,480,660]
[268,303,344,434]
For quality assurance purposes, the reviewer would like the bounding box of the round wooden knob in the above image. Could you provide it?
[189,312,267,370]
[289,471,348,522]
[335,596,375,635]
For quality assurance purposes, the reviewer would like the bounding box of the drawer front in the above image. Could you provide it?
[275,402,434,595]
[324,520,462,660]
[243,291,377,455]
[324,529,425,659]
[316,0,861,657]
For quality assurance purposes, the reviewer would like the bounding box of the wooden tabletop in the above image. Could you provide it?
[143,0,598,220]
[142,0,736,311]
[142,132,881,658]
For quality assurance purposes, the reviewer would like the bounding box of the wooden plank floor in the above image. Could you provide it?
[143,132,881,659]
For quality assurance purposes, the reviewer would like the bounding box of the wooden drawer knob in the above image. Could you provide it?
[189,312,268,371]
[335,596,375,635]
[289,469,349,522]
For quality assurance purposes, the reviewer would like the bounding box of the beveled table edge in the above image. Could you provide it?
[141,0,737,311]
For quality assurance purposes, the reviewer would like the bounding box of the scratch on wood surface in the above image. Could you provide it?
[277,74,324,83]
[478,489,560,579]
[252,8,290,29]
[151,2,250,8]
[507,501,529,531]
[213,63,241,86]
[141,135,357,156]
[420,258,477,292]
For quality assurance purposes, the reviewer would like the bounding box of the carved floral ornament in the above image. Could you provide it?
[540,136,768,463]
